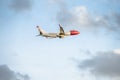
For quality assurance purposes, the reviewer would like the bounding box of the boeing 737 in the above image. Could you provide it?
[36,24,80,38]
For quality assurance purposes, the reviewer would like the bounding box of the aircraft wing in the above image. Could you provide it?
[59,24,65,35]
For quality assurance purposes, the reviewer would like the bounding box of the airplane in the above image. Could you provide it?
[36,24,80,38]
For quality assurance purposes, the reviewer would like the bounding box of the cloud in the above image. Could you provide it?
[114,14,120,26]
[56,1,120,38]
[56,5,119,29]
[10,0,32,12]
[57,5,105,28]
[0,65,30,80]
[114,49,120,54]
[78,50,120,78]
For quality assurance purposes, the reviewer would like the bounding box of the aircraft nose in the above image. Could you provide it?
[70,30,80,35]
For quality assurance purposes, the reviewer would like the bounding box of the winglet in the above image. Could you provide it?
[59,24,61,27]
[36,26,39,28]
[59,24,65,35]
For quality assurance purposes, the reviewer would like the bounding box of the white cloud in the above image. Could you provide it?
[56,5,109,28]
[74,6,91,27]
[114,49,120,54]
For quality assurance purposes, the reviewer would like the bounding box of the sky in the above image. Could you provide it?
[0,0,120,80]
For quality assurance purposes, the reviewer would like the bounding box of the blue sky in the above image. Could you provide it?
[0,0,120,80]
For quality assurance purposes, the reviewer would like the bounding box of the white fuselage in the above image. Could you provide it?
[36,25,80,38]
[41,32,70,38]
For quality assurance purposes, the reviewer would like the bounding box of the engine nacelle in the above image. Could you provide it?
[59,35,64,38]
